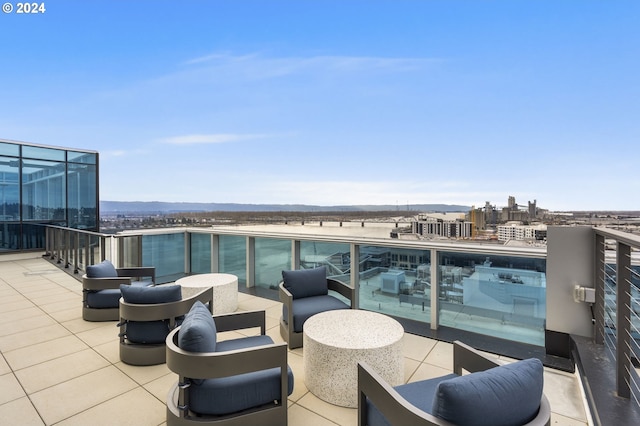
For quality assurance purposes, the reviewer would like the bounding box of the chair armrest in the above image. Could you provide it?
[116,267,156,283]
[328,278,355,308]
[279,282,294,325]
[119,287,213,322]
[358,362,449,426]
[166,328,287,379]
[279,282,293,304]
[213,310,266,335]
[82,274,131,291]
[452,340,499,375]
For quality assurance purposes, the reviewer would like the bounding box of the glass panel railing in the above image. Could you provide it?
[219,235,246,285]
[142,233,185,283]
[438,251,546,346]
[255,237,290,290]
[190,233,211,274]
[358,244,432,323]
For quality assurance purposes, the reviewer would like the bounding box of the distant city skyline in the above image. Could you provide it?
[1,1,638,211]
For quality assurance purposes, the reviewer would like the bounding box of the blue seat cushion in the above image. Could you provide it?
[283,295,349,333]
[178,301,217,352]
[86,288,121,308]
[86,260,118,278]
[432,358,544,426]
[125,317,184,344]
[121,285,182,344]
[189,334,295,416]
[282,266,328,299]
[366,374,457,426]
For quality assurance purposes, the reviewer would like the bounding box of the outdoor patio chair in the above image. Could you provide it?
[279,266,355,349]
[358,340,551,426]
[166,301,294,426]
[82,259,155,321]
[118,284,213,366]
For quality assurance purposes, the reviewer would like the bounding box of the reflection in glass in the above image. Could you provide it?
[220,235,246,285]
[438,252,546,346]
[190,233,211,274]
[255,237,290,290]
[358,245,431,322]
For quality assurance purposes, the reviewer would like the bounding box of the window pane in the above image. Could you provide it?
[22,159,65,220]
[0,142,19,157]
[0,156,20,221]
[67,151,97,164]
[22,145,65,161]
[67,163,97,229]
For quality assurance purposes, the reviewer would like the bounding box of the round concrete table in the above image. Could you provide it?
[175,273,238,314]
[303,309,404,407]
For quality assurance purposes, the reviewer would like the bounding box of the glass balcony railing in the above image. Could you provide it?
[42,223,640,417]
[44,224,547,347]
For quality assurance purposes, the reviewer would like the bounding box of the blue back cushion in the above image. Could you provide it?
[282,266,328,299]
[120,284,181,304]
[120,285,183,344]
[86,259,118,278]
[432,358,544,426]
[178,301,217,352]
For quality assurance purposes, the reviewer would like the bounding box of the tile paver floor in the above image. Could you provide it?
[0,253,591,425]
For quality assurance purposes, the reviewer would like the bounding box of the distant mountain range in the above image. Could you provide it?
[100,201,471,214]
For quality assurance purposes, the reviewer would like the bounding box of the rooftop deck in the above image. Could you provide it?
[1,253,590,425]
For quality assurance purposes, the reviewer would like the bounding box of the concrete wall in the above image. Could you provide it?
[546,225,594,338]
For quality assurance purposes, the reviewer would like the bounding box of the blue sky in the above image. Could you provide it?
[1,1,638,211]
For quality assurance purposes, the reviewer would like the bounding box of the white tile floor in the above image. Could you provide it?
[0,254,590,425]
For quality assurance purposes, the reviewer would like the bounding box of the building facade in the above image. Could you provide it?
[0,139,99,251]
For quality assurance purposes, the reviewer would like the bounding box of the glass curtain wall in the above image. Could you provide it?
[0,140,98,251]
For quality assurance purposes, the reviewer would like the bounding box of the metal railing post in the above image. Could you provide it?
[246,236,255,288]
[430,248,439,330]
[616,241,632,398]
[350,243,360,309]
[594,233,606,344]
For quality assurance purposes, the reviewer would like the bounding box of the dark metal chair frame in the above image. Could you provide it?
[358,340,551,426]
[166,310,290,426]
[119,286,213,366]
[279,277,355,349]
[82,266,156,321]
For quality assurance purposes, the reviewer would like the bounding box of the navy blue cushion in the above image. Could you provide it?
[282,266,328,299]
[178,301,217,353]
[432,358,544,426]
[283,295,349,332]
[189,333,295,415]
[216,335,274,352]
[86,289,121,308]
[86,260,118,278]
[120,284,181,304]
[366,374,457,426]
[121,285,183,344]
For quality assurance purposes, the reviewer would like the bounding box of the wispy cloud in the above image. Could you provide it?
[159,133,269,145]
[180,52,442,81]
